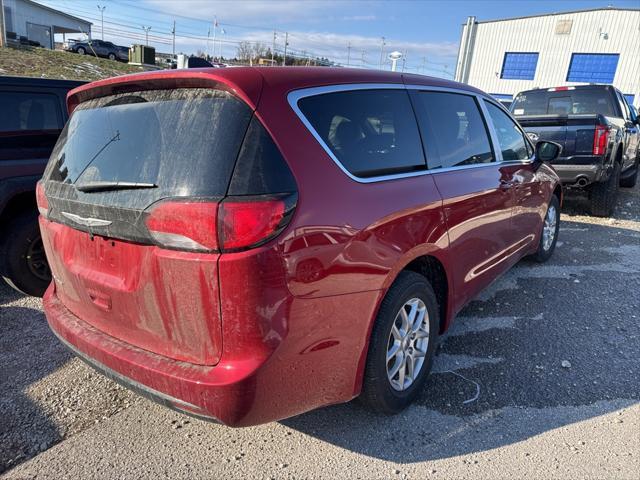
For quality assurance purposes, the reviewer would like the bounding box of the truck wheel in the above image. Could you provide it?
[0,212,51,297]
[531,194,560,263]
[76,46,86,55]
[589,161,621,217]
[108,52,116,61]
[360,271,439,414]
[619,157,638,188]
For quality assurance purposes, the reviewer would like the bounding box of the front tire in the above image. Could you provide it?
[531,194,560,263]
[76,46,86,55]
[589,161,620,217]
[0,212,51,297]
[360,271,439,414]
[108,52,116,61]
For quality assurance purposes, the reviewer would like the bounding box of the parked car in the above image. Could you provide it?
[66,39,129,62]
[38,68,562,427]
[0,76,85,296]
[512,85,640,216]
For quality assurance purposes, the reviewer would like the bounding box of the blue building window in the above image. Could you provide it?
[624,94,635,106]
[566,53,619,83]
[500,53,539,80]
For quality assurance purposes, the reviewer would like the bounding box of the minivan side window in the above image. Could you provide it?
[297,89,425,178]
[484,101,532,161]
[410,91,494,169]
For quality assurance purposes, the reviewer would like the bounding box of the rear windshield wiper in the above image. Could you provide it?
[75,181,158,193]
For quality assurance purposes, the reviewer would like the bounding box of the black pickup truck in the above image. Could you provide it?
[511,85,640,216]
[0,76,84,296]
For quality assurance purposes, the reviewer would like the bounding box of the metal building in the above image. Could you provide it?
[1,0,91,49]
[455,8,640,106]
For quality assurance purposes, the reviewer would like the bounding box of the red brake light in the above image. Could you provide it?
[35,181,49,218]
[593,125,609,155]
[218,195,295,251]
[146,201,219,252]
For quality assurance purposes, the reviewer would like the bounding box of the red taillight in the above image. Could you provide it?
[593,125,609,155]
[145,195,296,253]
[146,201,219,252]
[219,196,293,251]
[35,181,49,218]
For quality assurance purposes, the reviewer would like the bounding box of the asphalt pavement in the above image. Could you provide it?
[1,183,639,479]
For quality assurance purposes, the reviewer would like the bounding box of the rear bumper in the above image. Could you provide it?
[551,163,605,186]
[43,283,270,426]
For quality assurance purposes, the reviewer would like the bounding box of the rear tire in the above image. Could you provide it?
[108,52,116,61]
[0,212,51,297]
[531,194,560,263]
[589,161,621,217]
[360,271,439,414]
[619,157,638,188]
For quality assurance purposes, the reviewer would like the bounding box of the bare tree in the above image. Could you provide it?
[237,41,253,61]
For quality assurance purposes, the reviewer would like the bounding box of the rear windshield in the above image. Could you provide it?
[44,88,252,207]
[511,89,616,116]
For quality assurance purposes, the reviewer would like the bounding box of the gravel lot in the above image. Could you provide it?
[1,183,639,479]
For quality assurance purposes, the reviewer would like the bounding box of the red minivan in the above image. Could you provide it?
[38,68,562,426]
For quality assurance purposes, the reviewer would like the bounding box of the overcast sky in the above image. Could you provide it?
[41,0,640,77]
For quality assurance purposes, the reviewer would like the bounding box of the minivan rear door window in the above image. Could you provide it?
[296,89,426,178]
[410,91,494,169]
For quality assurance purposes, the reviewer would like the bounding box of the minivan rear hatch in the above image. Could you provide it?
[39,87,254,365]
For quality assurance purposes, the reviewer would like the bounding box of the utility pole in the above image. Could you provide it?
[141,25,151,46]
[212,17,217,60]
[401,51,407,72]
[206,27,210,58]
[97,4,106,41]
[346,42,351,66]
[420,56,426,74]
[361,50,366,65]
[282,32,288,66]
[271,30,276,65]
[171,20,176,57]
[0,0,6,48]
[379,36,385,69]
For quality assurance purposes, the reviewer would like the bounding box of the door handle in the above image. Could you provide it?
[499,180,517,190]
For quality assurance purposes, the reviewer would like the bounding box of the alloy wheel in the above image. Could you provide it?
[386,298,430,391]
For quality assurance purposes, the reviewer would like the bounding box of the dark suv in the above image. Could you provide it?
[0,76,84,296]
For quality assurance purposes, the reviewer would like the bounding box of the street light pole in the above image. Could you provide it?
[171,20,175,57]
[347,42,351,66]
[141,25,151,46]
[379,36,385,69]
[97,4,106,41]
[282,32,288,66]
[271,30,276,66]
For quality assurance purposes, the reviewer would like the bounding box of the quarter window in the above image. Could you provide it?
[297,89,425,178]
[484,102,532,161]
[410,91,494,169]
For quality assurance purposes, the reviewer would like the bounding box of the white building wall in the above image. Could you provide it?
[456,9,640,106]
[3,0,92,46]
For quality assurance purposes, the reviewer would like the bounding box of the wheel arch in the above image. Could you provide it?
[352,249,453,397]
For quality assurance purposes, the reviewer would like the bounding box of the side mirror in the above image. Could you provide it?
[535,140,562,164]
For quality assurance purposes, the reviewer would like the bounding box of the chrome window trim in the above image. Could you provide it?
[287,83,533,184]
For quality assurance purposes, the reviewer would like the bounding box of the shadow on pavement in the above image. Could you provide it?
[283,217,640,462]
[0,284,72,473]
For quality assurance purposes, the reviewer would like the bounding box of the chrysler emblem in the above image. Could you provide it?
[61,212,112,227]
